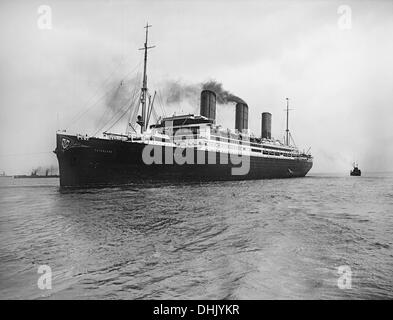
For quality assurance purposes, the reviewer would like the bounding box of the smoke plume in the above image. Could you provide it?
[202,80,246,104]
[162,79,246,106]
[95,78,245,131]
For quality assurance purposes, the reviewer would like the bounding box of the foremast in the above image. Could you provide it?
[137,23,155,133]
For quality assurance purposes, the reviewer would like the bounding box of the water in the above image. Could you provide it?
[0,173,392,300]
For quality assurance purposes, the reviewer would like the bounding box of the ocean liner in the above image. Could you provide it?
[55,24,313,187]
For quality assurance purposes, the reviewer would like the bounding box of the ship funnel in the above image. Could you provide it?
[200,90,216,122]
[261,112,272,139]
[235,103,248,132]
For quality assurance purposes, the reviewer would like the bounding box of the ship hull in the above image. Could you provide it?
[55,134,313,187]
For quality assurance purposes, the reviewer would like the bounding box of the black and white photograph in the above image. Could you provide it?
[0,0,392,305]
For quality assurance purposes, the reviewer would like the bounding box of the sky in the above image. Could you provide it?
[0,0,392,174]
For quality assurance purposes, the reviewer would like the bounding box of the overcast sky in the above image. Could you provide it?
[1,0,392,174]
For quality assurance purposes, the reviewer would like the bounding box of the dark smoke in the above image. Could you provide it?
[202,80,246,104]
[162,79,246,105]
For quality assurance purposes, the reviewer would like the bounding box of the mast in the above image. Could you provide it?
[285,98,289,146]
[138,23,155,133]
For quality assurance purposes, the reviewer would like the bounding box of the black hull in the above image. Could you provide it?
[55,134,313,187]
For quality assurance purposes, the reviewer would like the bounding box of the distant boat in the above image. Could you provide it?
[0,171,11,178]
[13,174,59,179]
[350,163,361,176]
[13,168,59,179]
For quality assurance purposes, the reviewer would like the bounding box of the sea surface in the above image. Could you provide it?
[0,173,392,300]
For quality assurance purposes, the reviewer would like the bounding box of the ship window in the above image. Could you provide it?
[190,127,199,134]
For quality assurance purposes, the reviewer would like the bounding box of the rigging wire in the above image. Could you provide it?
[151,105,159,123]
[65,58,143,130]
[94,98,135,136]
[93,73,142,136]
[125,74,144,134]
[127,97,140,134]
[92,80,126,134]
[66,60,131,127]
[101,98,137,134]
[67,85,116,129]
[289,132,297,149]
[129,92,142,130]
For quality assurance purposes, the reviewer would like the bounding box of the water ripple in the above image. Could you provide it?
[1,174,393,299]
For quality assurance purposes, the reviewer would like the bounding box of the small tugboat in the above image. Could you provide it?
[350,163,361,176]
